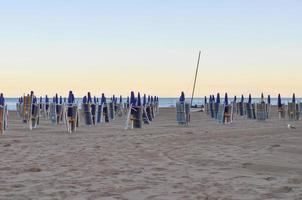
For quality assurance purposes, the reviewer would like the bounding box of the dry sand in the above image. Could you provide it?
[0,107,302,200]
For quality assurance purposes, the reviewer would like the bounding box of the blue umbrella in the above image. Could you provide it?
[204,96,207,105]
[248,94,252,104]
[212,95,215,102]
[59,96,63,104]
[112,95,115,103]
[241,95,244,103]
[234,95,237,103]
[268,95,271,104]
[0,93,4,106]
[87,92,92,103]
[143,94,147,106]
[151,96,154,102]
[83,96,87,104]
[55,94,59,104]
[137,92,141,106]
[216,93,220,104]
[148,95,151,103]
[45,95,49,103]
[224,93,228,105]
[292,93,296,103]
[93,96,97,104]
[64,97,66,103]
[261,93,264,102]
[127,96,130,104]
[130,91,136,105]
[101,93,106,104]
[278,94,282,108]
[52,97,56,103]
[68,91,73,103]
[20,97,23,103]
[33,96,37,103]
[40,96,43,103]
[209,95,212,103]
[179,92,185,102]
[120,95,123,104]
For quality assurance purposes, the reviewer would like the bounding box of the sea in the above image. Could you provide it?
[4,98,302,111]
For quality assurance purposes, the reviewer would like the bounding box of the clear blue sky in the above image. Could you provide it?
[0,0,301,97]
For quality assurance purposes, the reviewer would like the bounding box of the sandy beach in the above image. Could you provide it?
[0,107,302,200]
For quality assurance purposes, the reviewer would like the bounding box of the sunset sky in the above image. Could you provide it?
[0,0,301,97]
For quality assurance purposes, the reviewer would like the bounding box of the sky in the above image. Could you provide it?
[0,0,301,97]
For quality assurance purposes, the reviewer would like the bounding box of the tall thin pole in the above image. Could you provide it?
[191,50,201,107]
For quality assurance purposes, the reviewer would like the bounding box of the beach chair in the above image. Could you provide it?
[238,102,244,116]
[82,103,93,126]
[278,104,286,119]
[125,104,143,129]
[246,103,253,119]
[65,104,78,133]
[22,95,39,130]
[216,104,225,124]
[287,103,298,121]
[256,103,267,121]
[109,102,115,120]
[224,104,233,124]
[176,102,190,126]
[0,105,7,134]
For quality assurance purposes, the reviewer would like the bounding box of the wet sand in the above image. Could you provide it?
[0,107,302,200]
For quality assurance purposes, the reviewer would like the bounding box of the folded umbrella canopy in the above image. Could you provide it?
[241,94,244,103]
[55,94,59,104]
[68,91,73,103]
[278,94,282,108]
[261,93,264,102]
[137,92,141,106]
[45,95,49,103]
[212,95,215,102]
[127,96,130,104]
[216,93,220,104]
[143,94,147,106]
[292,93,296,103]
[148,95,151,103]
[248,94,252,104]
[179,92,185,102]
[151,96,154,103]
[130,91,136,105]
[0,93,4,106]
[234,95,237,103]
[268,95,271,104]
[204,96,207,105]
[101,93,106,104]
[87,92,92,103]
[93,96,97,104]
[59,96,63,104]
[224,93,228,105]
[83,96,87,104]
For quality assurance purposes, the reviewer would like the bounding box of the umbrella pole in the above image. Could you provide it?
[191,50,201,107]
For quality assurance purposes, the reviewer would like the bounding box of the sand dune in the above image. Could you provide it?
[0,107,302,200]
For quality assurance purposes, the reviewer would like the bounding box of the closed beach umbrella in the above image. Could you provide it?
[130,91,136,105]
[151,96,154,103]
[261,93,264,102]
[0,93,4,106]
[212,95,215,102]
[59,96,63,104]
[64,97,66,103]
[39,96,43,103]
[137,92,141,106]
[216,93,220,104]
[68,91,73,103]
[292,93,296,103]
[241,95,244,103]
[83,96,87,104]
[204,96,207,105]
[101,93,106,104]
[278,94,282,108]
[234,96,237,103]
[248,94,252,104]
[127,96,129,104]
[143,94,147,106]
[93,96,97,104]
[45,95,49,103]
[224,93,228,105]
[55,94,59,104]
[119,95,123,104]
[179,92,185,102]
[87,92,92,103]
[268,95,271,104]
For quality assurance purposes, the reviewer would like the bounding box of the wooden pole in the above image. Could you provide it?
[191,50,201,107]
